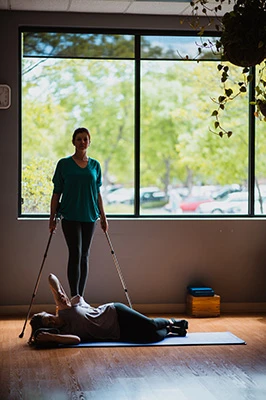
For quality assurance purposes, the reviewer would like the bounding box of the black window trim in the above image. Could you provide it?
[19,26,260,219]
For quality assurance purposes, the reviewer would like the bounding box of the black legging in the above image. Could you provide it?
[61,219,96,297]
[114,303,170,343]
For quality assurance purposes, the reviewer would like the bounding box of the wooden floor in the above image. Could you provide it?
[1,314,266,400]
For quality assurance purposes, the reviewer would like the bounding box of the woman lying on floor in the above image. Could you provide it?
[28,273,188,347]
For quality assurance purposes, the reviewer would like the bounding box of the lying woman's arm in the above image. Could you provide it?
[35,331,81,345]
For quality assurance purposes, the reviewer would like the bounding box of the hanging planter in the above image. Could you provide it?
[223,43,265,68]
[219,0,266,68]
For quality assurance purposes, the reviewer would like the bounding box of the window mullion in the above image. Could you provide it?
[248,66,256,215]
[134,35,141,216]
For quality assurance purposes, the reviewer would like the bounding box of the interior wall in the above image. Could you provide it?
[1,10,266,313]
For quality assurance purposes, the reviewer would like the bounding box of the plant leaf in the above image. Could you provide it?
[221,72,228,82]
[225,88,233,97]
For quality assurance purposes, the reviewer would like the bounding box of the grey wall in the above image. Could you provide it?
[1,10,266,313]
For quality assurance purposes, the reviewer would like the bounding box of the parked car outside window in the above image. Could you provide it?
[106,186,168,207]
[196,191,266,214]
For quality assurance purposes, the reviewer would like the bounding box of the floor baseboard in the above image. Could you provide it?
[1,302,266,316]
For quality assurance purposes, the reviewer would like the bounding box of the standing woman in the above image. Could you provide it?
[49,127,108,308]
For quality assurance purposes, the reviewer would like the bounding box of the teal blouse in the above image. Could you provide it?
[52,156,102,222]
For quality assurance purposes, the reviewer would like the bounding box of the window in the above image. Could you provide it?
[20,30,263,217]
[21,32,135,216]
[255,62,266,216]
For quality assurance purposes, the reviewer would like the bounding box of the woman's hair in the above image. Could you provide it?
[28,312,60,348]
[28,312,47,345]
[72,127,91,142]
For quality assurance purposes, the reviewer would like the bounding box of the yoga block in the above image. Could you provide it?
[186,294,220,317]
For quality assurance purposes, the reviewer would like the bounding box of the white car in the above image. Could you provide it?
[107,186,167,206]
[196,192,266,215]
[106,188,134,204]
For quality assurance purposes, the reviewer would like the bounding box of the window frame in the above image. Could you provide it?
[19,27,259,219]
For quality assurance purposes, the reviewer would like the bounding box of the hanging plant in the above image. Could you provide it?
[218,0,266,67]
[257,99,266,117]
[187,0,266,137]
[251,60,266,119]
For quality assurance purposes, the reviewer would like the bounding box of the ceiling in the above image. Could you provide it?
[0,0,233,16]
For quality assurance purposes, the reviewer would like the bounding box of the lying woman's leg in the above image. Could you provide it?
[114,302,170,343]
[48,274,72,311]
